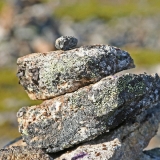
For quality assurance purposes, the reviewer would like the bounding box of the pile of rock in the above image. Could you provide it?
[1,37,160,159]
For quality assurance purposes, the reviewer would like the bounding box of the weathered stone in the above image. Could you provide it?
[51,103,160,160]
[143,148,160,159]
[17,73,160,153]
[3,104,160,159]
[55,36,78,50]
[17,45,135,100]
[1,137,53,160]
[0,146,53,160]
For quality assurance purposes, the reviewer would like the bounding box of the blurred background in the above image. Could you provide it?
[0,0,160,149]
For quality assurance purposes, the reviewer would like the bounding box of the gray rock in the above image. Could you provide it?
[0,146,53,160]
[17,45,135,100]
[3,104,160,159]
[55,36,78,50]
[143,148,160,160]
[52,103,160,160]
[17,73,160,153]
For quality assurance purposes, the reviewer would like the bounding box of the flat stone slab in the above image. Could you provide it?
[17,45,135,100]
[17,73,160,153]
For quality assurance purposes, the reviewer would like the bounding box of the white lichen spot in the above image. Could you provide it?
[55,101,62,112]
[22,129,28,135]
[105,45,110,51]
[75,49,85,57]
[78,127,87,135]
[88,94,96,102]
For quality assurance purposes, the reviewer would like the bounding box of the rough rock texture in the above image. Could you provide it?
[51,103,160,160]
[17,73,160,153]
[17,45,135,100]
[0,138,53,160]
[143,148,160,159]
[2,104,160,160]
[0,146,53,160]
[55,36,78,51]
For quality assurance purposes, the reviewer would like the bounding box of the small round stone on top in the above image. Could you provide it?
[55,36,78,51]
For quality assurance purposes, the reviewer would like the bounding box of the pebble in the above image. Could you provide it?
[55,36,78,51]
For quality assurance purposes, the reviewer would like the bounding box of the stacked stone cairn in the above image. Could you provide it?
[1,36,160,160]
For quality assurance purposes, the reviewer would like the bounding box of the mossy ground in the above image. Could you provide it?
[125,48,160,67]
[1,0,160,21]
[0,121,21,139]
[54,0,160,21]
[0,1,5,12]
[0,68,42,146]
[0,68,42,112]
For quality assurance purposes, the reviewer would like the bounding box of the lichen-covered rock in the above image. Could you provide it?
[17,45,135,100]
[52,103,160,160]
[17,73,160,153]
[55,36,78,50]
[3,105,160,160]
[0,146,53,160]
